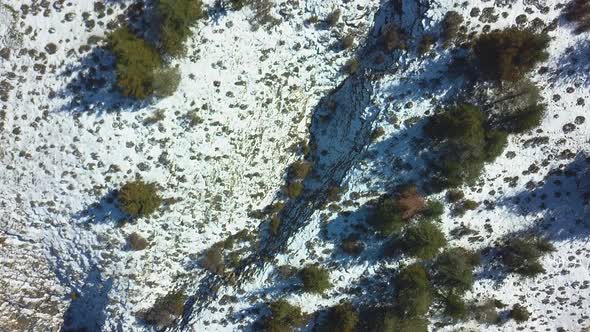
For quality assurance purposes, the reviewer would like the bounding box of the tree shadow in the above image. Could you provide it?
[72,189,127,225]
[552,39,590,87]
[476,152,590,283]
[60,267,113,332]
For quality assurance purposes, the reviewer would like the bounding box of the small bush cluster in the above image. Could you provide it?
[260,299,305,332]
[563,0,590,34]
[299,264,331,294]
[381,24,406,51]
[395,263,432,318]
[509,303,530,322]
[500,237,555,277]
[318,302,358,332]
[129,232,148,250]
[142,291,186,327]
[473,28,550,82]
[360,307,428,332]
[432,247,480,292]
[118,180,161,218]
[368,186,426,235]
[202,244,225,274]
[441,11,463,44]
[157,0,204,56]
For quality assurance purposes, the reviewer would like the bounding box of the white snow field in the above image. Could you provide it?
[0,0,589,331]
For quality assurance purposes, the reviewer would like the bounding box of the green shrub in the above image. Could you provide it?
[446,190,464,203]
[473,299,500,324]
[202,244,225,274]
[420,200,444,221]
[129,232,148,251]
[345,58,360,74]
[442,11,463,43]
[443,292,467,320]
[318,302,358,332]
[143,291,186,327]
[118,180,161,217]
[229,0,251,10]
[500,237,555,277]
[289,160,312,179]
[381,24,406,51]
[108,27,163,99]
[299,264,331,294]
[473,28,550,82]
[152,66,181,97]
[286,182,304,199]
[341,236,364,255]
[418,34,435,55]
[433,247,479,292]
[396,263,432,318]
[341,34,355,49]
[509,304,530,322]
[399,220,447,259]
[157,0,204,56]
[261,299,304,332]
[326,9,341,27]
[269,215,281,235]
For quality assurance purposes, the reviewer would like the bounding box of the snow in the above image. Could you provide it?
[0,0,589,331]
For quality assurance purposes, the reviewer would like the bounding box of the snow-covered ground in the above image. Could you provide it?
[1,0,589,331]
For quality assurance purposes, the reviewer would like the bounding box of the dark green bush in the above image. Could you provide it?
[318,302,358,332]
[299,264,331,294]
[500,237,555,277]
[473,28,550,82]
[118,180,161,217]
[143,291,186,327]
[396,263,432,318]
[261,299,304,332]
[446,190,464,203]
[399,220,447,259]
[509,304,530,322]
[157,0,204,56]
[109,27,163,99]
[433,247,480,292]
